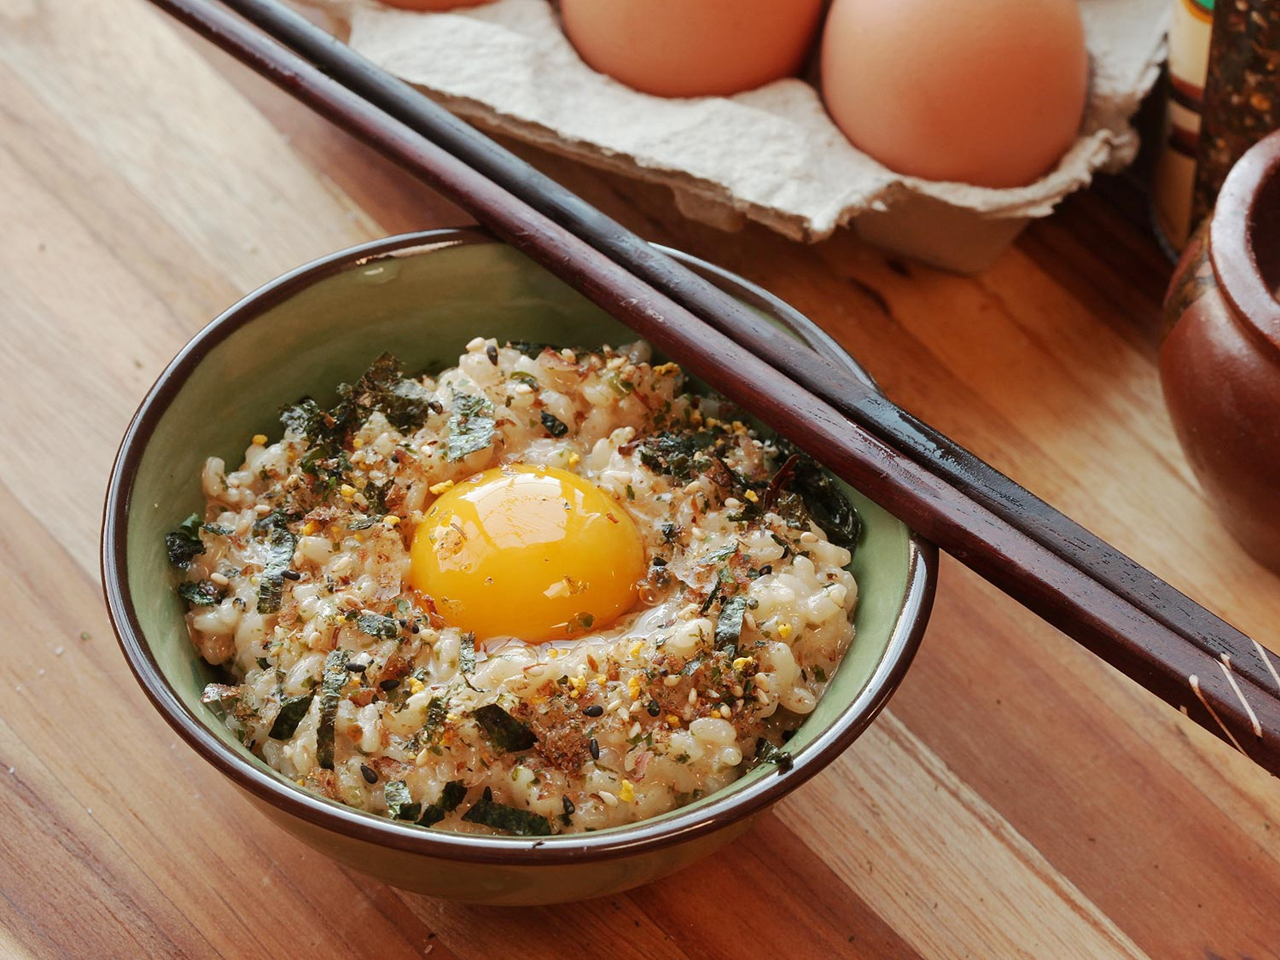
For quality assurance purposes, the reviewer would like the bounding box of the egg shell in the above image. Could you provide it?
[820,0,1090,188]
[560,0,827,99]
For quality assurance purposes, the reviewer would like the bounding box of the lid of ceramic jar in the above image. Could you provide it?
[1210,128,1280,356]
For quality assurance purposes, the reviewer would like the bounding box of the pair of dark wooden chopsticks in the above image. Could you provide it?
[151,0,1280,776]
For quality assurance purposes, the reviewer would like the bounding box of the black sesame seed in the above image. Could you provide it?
[583,704,604,718]
[562,795,575,815]
[651,556,667,567]
[379,678,400,690]
[282,569,302,581]
[647,700,661,717]
[758,565,772,576]
[360,764,378,784]
[429,400,444,415]
[397,619,409,628]
[345,661,368,673]
[486,344,499,365]
[410,624,421,634]
[589,738,600,761]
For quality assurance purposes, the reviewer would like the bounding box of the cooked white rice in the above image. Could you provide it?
[174,338,857,835]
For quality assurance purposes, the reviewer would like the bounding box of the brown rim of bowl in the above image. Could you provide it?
[101,227,937,866]
[1210,128,1280,359]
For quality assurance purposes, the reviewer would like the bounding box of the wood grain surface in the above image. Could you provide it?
[2,1,1278,957]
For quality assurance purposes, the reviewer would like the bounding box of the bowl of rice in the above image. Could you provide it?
[102,228,936,905]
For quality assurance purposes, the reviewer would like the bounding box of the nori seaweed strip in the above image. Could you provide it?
[423,696,447,735]
[165,514,205,569]
[256,521,297,614]
[764,448,862,555]
[460,787,554,837]
[446,393,496,461]
[635,431,714,481]
[384,780,422,821]
[754,738,794,772]
[472,704,538,752]
[316,649,349,769]
[714,595,748,654]
[459,632,476,675]
[418,780,467,827]
[355,612,399,640]
[268,694,314,739]
[279,397,328,438]
[177,580,224,607]
[345,354,436,432]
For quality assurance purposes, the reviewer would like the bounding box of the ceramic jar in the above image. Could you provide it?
[1161,129,1280,571]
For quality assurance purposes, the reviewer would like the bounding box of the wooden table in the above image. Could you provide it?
[3,2,1278,956]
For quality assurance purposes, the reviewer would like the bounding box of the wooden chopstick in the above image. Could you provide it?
[212,0,1278,705]
[149,0,1280,776]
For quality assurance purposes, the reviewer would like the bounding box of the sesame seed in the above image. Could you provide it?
[282,569,302,581]
[562,795,575,816]
[647,700,660,716]
[629,721,641,738]
[589,738,600,760]
[379,678,400,690]
[719,705,732,718]
[209,572,230,587]
[687,688,698,704]
[345,660,367,673]
[599,790,618,807]
[486,343,499,365]
[360,764,378,784]
[583,704,604,717]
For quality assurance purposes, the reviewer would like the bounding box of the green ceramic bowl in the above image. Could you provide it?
[102,229,936,905]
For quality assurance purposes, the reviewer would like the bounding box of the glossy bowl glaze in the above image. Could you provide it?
[102,229,936,905]
[1161,129,1280,571]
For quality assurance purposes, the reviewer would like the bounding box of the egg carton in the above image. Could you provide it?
[327,0,1168,273]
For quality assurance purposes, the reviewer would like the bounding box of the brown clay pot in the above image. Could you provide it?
[1161,128,1280,571]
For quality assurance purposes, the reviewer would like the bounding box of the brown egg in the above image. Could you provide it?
[560,0,826,99]
[820,0,1089,188]
[378,0,494,10]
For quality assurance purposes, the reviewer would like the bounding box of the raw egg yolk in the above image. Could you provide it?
[408,465,646,643]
